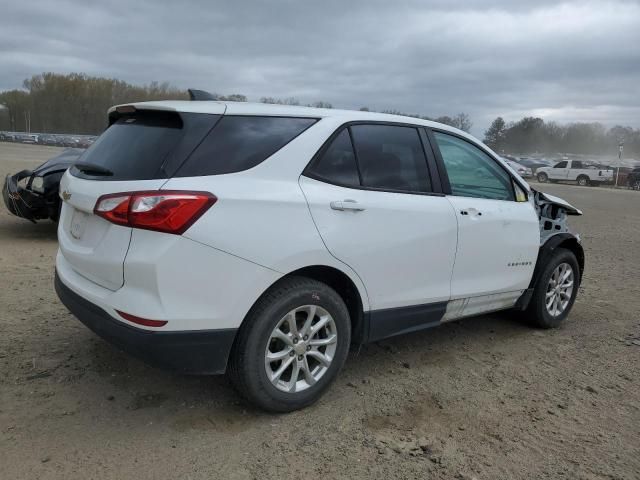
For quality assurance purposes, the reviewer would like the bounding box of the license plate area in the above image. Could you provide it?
[70,209,88,239]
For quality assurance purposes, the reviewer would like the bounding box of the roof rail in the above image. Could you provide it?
[188,89,217,101]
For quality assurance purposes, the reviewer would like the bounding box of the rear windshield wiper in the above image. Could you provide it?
[73,162,114,176]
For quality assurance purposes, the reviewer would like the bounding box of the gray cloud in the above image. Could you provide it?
[1,0,639,134]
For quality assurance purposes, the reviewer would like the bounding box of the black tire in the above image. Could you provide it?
[526,248,580,328]
[228,276,351,412]
[577,175,590,187]
[537,172,548,183]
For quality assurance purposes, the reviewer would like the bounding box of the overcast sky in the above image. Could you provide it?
[1,0,639,134]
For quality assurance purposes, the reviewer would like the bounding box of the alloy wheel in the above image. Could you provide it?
[264,305,338,393]
[545,262,574,316]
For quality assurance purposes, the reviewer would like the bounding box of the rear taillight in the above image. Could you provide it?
[94,191,216,234]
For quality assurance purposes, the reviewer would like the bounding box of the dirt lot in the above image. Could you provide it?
[1,142,639,479]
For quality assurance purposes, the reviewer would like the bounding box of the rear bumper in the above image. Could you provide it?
[55,272,237,374]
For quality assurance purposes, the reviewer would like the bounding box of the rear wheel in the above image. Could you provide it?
[526,248,580,328]
[577,175,590,186]
[537,172,548,183]
[228,277,351,412]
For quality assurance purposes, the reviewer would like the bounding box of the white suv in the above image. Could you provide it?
[55,98,584,412]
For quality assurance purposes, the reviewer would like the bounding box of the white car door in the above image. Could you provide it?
[430,130,540,318]
[549,161,570,180]
[300,124,458,339]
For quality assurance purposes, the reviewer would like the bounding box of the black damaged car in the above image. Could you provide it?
[2,148,84,222]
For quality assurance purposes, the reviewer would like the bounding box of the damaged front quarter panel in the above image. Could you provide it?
[531,189,582,244]
[2,148,84,222]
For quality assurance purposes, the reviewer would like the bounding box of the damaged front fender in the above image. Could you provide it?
[2,148,84,222]
[532,189,582,245]
[514,189,585,311]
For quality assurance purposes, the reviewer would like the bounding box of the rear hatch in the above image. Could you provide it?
[58,107,223,290]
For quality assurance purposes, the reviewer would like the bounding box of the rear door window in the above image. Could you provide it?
[176,116,317,176]
[307,129,360,187]
[349,124,432,192]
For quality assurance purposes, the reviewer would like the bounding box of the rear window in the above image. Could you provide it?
[175,116,317,177]
[72,111,205,181]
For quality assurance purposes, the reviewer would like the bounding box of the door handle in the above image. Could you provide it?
[460,208,482,216]
[330,199,365,211]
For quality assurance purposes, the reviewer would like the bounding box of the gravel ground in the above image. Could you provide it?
[1,143,639,480]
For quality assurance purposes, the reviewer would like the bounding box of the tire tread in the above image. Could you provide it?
[228,276,350,412]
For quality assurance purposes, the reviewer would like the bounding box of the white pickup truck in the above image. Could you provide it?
[536,160,614,186]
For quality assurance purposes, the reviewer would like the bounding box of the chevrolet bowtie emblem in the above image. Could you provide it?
[62,190,72,201]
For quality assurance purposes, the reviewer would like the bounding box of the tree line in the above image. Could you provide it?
[484,116,640,158]
[0,72,476,136]
[2,73,637,158]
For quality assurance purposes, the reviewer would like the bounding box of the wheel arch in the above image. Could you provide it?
[531,233,584,290]
[516,233,584,311]
[240,265,368,344]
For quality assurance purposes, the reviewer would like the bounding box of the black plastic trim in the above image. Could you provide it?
[346,126,364,186]
[55,272,237,375]
[423,127,452,194]
[418,128,443,193]
[514,288,534,311]
[529,233,584,291]
[366,302,447,343]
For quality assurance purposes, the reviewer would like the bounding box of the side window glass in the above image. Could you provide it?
[308,129,360,187]
[350,124,431,192]
[554,161,568,168]
[571,161,583,169]
[178,116,316,176]
[433,131,514,201]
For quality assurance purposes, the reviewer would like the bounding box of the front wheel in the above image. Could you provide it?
[228,277,351,412]
[526,248,580,328]
[537,172,549,183]
[577,175,590,186]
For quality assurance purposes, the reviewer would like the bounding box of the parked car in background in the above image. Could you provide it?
[38,134,59,146]
[504,159,533,178]
[536,160,614,186]
[58,136,80,147]
[2,148,84,222]
[627,167,640,190]
[515,158,553,173]
[14,133,39,144]
[77,136,97,148]
[54,98,584,412]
